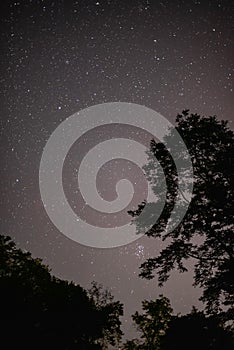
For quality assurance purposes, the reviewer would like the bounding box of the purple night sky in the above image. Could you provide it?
[0,0,233,340]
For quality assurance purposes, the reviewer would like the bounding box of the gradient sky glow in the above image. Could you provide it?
[1,0,233,341]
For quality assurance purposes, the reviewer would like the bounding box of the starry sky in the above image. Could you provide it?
[1,0,233,341]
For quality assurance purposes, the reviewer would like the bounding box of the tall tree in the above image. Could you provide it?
[88,282,123,349]
[121,296,173,350]
[122,302,233,350]
[130,111,234,322]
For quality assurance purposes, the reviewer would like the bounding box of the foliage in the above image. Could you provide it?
[121,339,142,349]
[121,296,173,350]
[88,282,123,349]
[122,300,233,350]
[130,111,234,321]
[0,235,123,349]
[161,307,234,350]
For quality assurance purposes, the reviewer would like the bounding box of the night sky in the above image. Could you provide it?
[1,0,233,341]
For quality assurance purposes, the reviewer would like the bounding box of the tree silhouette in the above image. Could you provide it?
[130,111,234,323]
[122,300,233,350]
[161,307,234,350]
[121,339,142,349]
[0,235,123,349]
[88,281,123,349]
[121,296,173,350]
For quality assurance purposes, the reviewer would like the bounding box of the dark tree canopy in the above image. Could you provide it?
[130,111,234,322]
[122,298,233,350]
[121,296,173,350]
[0,235,123,349]
[161,308,234,350]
